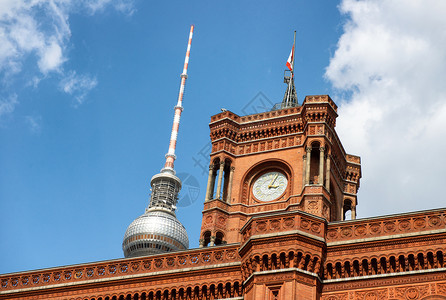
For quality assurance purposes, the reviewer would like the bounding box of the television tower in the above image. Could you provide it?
[123,26,194,258]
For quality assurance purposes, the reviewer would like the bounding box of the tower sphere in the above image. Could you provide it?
[122,209,189,258]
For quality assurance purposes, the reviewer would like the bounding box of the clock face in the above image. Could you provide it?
[252,171,288,202]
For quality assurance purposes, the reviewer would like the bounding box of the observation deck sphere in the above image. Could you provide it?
[123,210,189,258]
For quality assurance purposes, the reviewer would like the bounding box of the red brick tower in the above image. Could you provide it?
[199,94,362,247]
[198,59,362,298]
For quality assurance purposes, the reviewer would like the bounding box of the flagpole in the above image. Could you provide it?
[292,30,296,78]
[283,30,297,108]
[287,31,296,106]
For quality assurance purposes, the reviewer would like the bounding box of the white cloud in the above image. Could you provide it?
[326,0,446,217]
[38,39,65,74]
[60,71,98,106]
[0,94,18,118]
[82,0,135,15]
[0,0,134,103]
[25,115,42,134]
[0,1,69,75]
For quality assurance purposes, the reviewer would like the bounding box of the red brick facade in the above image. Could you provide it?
[1,95,445,300]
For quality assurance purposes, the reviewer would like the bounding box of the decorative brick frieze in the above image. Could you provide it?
[0,246,241,294]
[327,209,446,243]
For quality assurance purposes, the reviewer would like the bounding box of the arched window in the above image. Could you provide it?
[427,252,435,269]
[371,258,378,275]
[408,254,415,271]
[210,158,220,199]
[380,257,387,274]
[343,199,353,220]
[344,261,351,277]
[398,255,406,272]
[271,253,278,270]
[389,256,397,273]
[335,262,342,278]
[362,259,369,275]
[234,281,241,297]
[279,252,286,268]
[222,159,232,201]
[437,251,444,268]
[262,255,269,271]
[214,231,224,246]
[309,142,321,184]
[202,231,211,247]
[353,260,360,276]
[225,282,232,297]
[326,263,333,279]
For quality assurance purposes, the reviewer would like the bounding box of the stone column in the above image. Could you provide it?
[215,161,225,199]
[351,204,356,220]
[298,256,305,269]
[314,261,321,276]
[319,147,325,185]
[205,165,214,202]
[308,259,314,273]
[226,166,235,203]
[305,147,312,185]
[302,154,307,188]
[210,236,216,246]
[325,155,331,191]
[199,239,204,248]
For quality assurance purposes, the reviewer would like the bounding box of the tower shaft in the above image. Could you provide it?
[163,25,194,173]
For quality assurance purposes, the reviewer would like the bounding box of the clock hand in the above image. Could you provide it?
[268,174,278,188]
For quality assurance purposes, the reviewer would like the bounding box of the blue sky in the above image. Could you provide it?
[1,0,446,274]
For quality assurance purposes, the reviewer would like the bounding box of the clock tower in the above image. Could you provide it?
[196,47,362,298]
[199,90,361,248]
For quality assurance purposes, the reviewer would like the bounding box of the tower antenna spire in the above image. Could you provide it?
[162,25,194,174]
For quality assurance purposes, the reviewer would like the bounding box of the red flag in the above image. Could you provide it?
[286,44,294,71]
